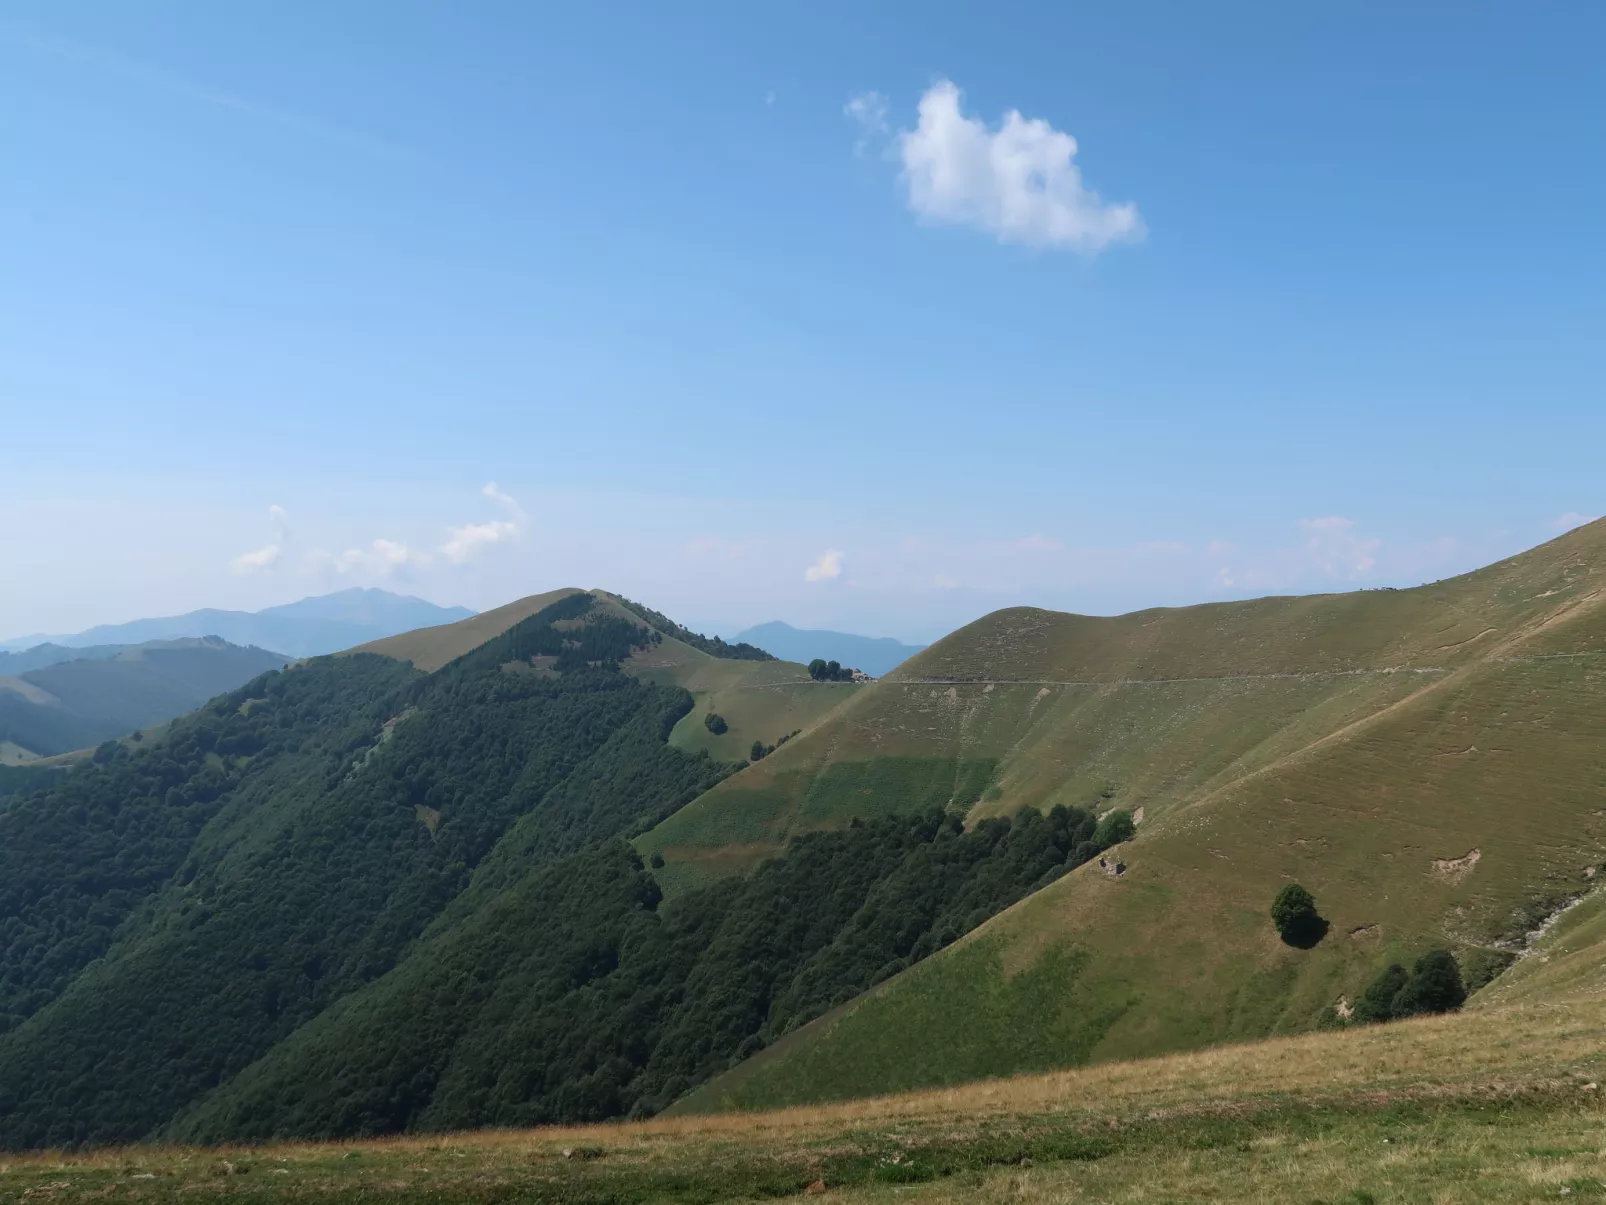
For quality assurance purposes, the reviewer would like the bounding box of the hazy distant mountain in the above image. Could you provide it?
[0,637,291,760]
[0,642,147,676]
[0,589,475,660]
[732,621,926,677]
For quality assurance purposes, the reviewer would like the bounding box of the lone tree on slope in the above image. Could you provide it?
[1271,882,1327,948]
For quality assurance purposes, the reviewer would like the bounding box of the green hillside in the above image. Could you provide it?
[6,524,1605,1150]
[8,934,1606,1204]
[667,519,1606,1110]
[0,591,995,1148]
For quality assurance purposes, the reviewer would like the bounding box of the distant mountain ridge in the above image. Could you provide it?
[0,637,292,760]
[732,621,926,677]
[0,589,475,660]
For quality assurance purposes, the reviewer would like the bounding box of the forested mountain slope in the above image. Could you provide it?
[672,519,1606,1110]
[0,591,1058,1148]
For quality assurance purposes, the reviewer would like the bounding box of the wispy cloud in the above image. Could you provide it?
[2,24,420,163]
[481,481,525,520]
[440,520,517,564]
[232,544,281,573]
[336,538,426,576]
[1299,516,1380,578]
[231,504,289,573]
[1555,511,1600,531]
[844,90,889,155]
[805,549,845,582]
[890,79,1144,252]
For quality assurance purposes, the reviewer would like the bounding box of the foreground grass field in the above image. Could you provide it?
[6,989,1605,1203]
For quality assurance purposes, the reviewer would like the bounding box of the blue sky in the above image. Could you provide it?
[2,1,1602,642]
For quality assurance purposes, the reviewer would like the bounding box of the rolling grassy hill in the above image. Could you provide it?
[646,518,1606,1109]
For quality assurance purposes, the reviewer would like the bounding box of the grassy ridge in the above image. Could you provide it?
[660,519,1606,1104]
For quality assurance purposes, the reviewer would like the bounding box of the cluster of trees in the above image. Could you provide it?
[807,659,860,682]
[0,763,63,807]
[704,713,728,735]
[1272,884,1470,1025]
[749,730,801,762]
[0,595,732,1149]
[173,802,1137,1141]
[614,598,775,661]
[1351,950,1467,1023]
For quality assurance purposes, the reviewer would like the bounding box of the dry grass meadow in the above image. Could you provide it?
[4,986,1605,1203]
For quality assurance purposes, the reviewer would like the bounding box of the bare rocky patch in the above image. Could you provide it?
[1431,848,1481,884]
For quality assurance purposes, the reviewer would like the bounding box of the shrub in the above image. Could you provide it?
[1353,963,1409,1023]
[703,713,728,735]
[1270,883,1326,947]
[1092,809,1135,848]
[1459,946,1516,993]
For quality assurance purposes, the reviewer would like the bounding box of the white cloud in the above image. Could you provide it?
[231,504,291,572]
[933,572,960,590]
[845,90,889,155]
[804,549,845,582]
[895,79,1143,253]
[232,543,281,573]
[1299,516,1380,578]
[440,520,518,564]
[482,481,525,519]
[336,538,426,576]
[1555,511,1600,531]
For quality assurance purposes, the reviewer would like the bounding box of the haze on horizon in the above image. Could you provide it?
[2,2,1601,643]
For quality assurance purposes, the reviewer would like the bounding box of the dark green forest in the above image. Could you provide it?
[0,596,724,1148]
[613,597,775,661]
[171,803,1113,1141]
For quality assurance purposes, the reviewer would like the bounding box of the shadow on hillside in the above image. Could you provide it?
[1281,914,1330,949]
